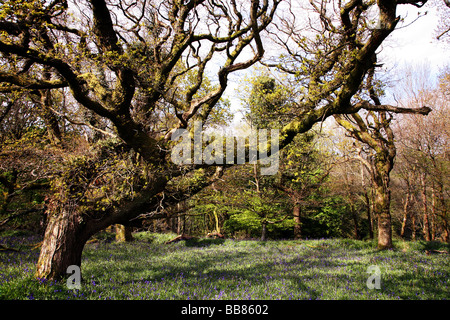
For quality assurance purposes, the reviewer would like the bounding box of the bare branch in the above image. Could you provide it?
[357,103,432,115]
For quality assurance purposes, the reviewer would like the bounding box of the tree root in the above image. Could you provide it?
[165,234,195,244]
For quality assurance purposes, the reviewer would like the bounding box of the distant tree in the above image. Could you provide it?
[273,132,334,239]
[394,150,421,239]
[393,68,450,242]
[115,224,133,242]
[326,133,374,240]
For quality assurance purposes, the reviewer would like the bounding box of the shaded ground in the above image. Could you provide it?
[1,231,449,300]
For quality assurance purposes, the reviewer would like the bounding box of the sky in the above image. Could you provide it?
[382,3,448,69]
[379,2,449,100]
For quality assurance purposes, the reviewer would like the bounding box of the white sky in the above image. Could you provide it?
[381,3,448,69]
[379,2,449,98]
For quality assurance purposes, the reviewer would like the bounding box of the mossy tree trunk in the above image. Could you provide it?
[374,184,392,249]
[35,201,90,280]
[334,108,396,249]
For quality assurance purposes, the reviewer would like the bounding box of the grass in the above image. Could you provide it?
[0,231,449,300]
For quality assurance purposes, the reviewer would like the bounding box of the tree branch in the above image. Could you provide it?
[396,0,428,8]
[351,102,432,115]
[0,72,68,91]
[0,40,114,119]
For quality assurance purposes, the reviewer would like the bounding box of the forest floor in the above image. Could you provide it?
[0,230,449,300]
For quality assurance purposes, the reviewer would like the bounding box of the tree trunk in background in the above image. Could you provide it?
[334,109,397,249]
[115,224,133,242]
[0,170,17,214]
[442,220,450,243]
[364,191,374,239]
[373,153,394,250]
[350,204,360,240]
[41,102,61,145]
[177,214,185,235]
[421,173,432,242]
[32,73,62,146]
[431,186,436,241]
[293,205,301,239]
[400,192,411,238]
[261,221,268,241]
[170,216,176,233]
[437,183,449,242]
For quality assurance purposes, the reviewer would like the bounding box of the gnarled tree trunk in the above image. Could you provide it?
[35,177,163,280]
[335,108,397,249]
[373,155,395,250]
[374,184,392,249]
[35,161,223,280]
[35,201,91,280]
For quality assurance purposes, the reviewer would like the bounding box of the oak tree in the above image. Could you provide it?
[0,0,437,279]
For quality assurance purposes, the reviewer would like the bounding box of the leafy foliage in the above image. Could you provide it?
[48,138,149,218]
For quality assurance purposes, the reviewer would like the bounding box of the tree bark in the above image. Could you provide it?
[442,220,450,243]
[0,170,17,214]
[293,205,301,239]
[39,91,62,145]
[436,182,449,242]
[115,224,133,242]
[375,185,392,249]
[35,201,91,280]
[421,173,432,241]
[431,186,436,241]
[177,214,185,235]
[35,177,166,279]
[400,192,411,238]
[30,69,63,146]
[353,213,360,240]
